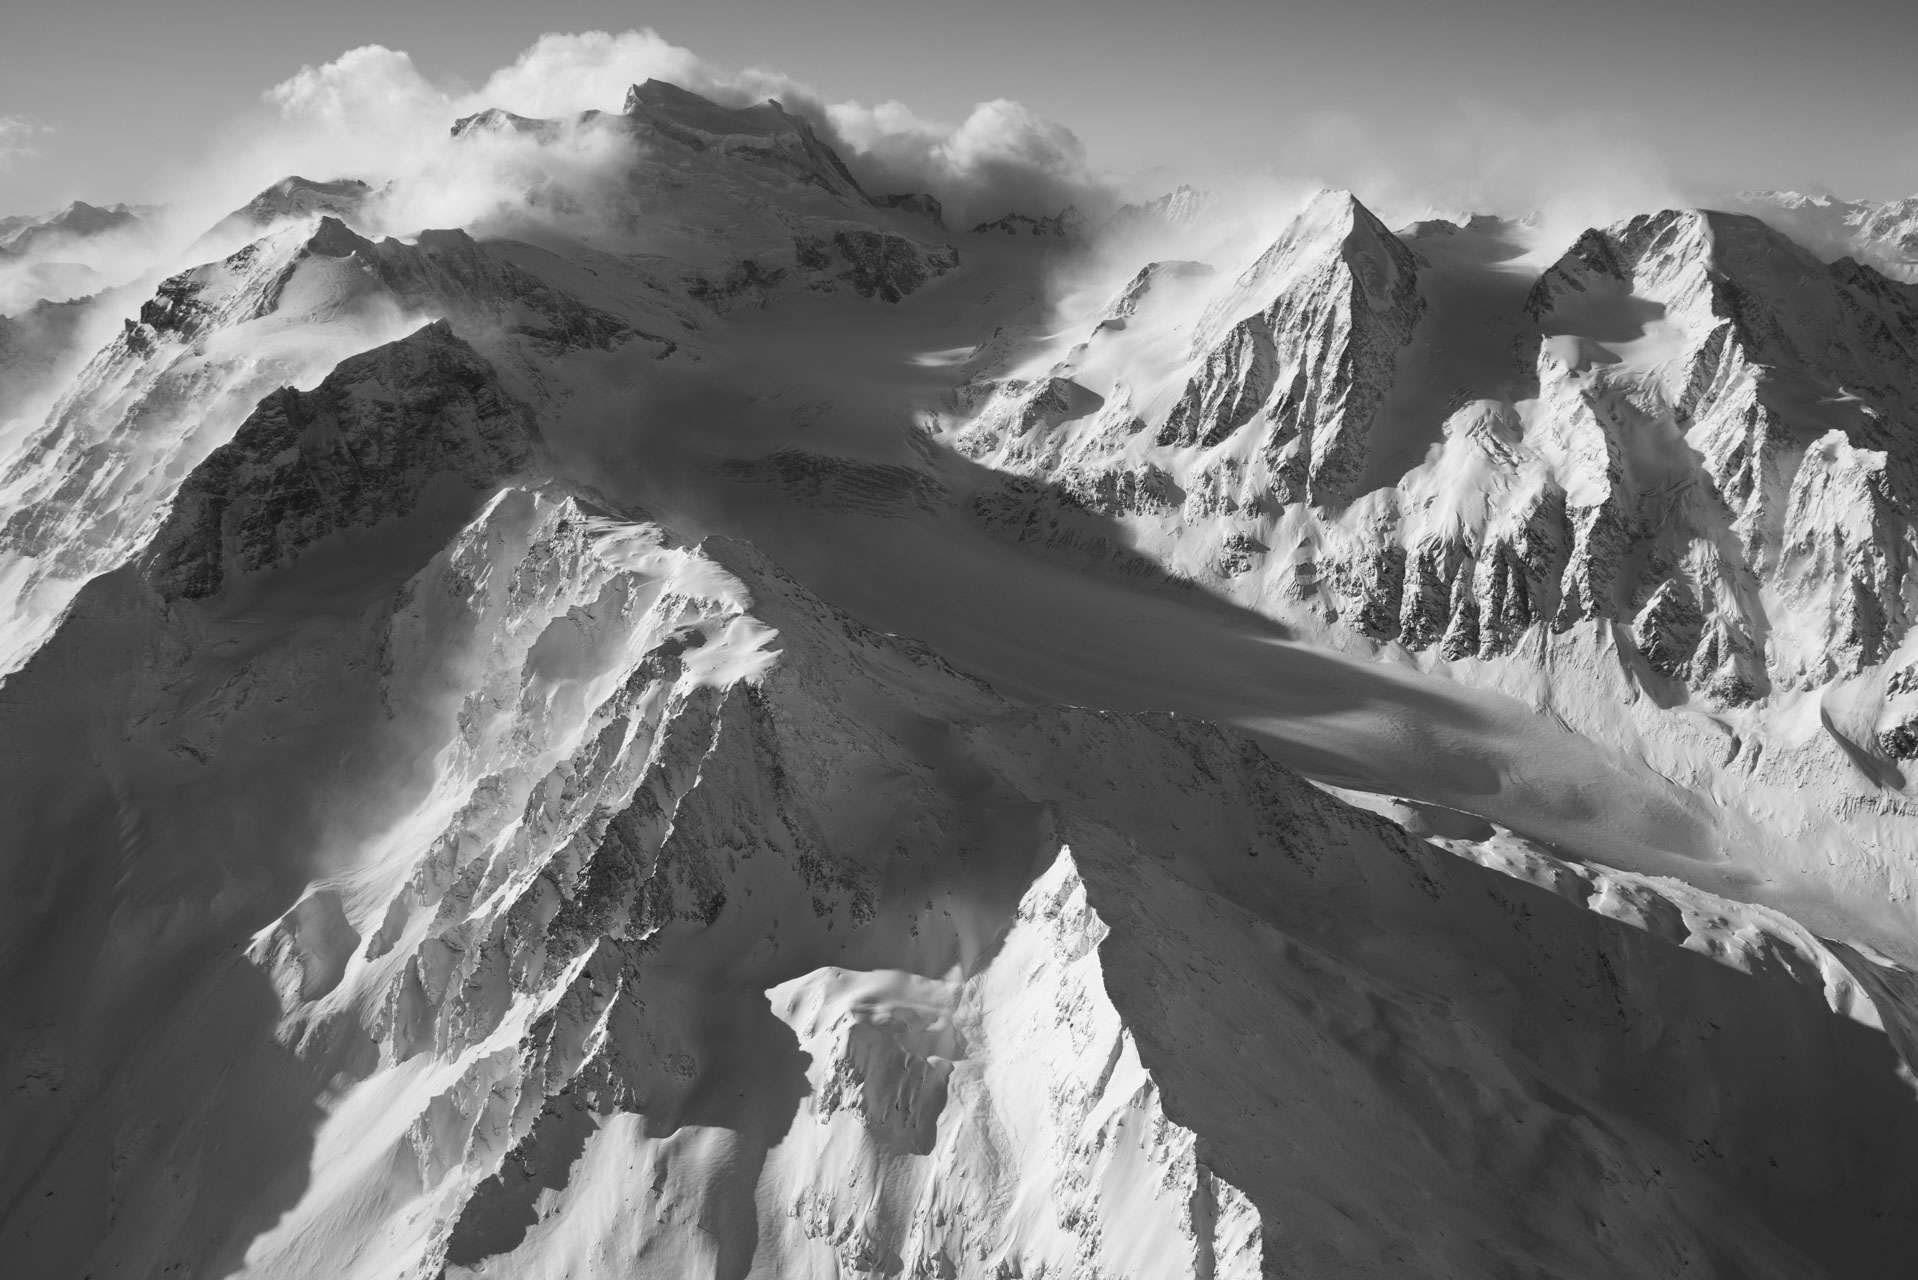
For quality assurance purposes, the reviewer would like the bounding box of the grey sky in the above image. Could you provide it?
[2,0,1914,213]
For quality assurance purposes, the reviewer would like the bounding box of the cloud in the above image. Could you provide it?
[265,45,447,133]
[0,116,46,171]
[248,29,1113,229]
[470,30,710,118]
[367,115,649,247]
[829,97,1110,224]
[1223,100,1693,239]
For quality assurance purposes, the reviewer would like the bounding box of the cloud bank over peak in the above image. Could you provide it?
[830,97,1103,225]
[1,27,1699,327]
[255,29,1113,229]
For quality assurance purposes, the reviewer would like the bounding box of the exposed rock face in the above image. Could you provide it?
[1158,190,1425,506]
[1524,208,1918,692]
[792,227,960,302]
[1158,315,1278,450]
[0,224,405,645]
[874,192,945,224]
[0,212,670,675]
[1099,184,1213,239]
[971,208,1084,238]
[144,321,537,598]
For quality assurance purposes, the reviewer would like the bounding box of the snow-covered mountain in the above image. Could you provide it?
[0,199,158,307]
[1737,188,1918,283]
[4,79,1918,1280]
[196,175,373,249]
[0,199,150,258]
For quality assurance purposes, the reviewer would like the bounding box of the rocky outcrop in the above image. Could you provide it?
[1158,316,1277,450]
[971,208,1083,238]
[1160,190,1425,506]
[792,227,959,302]
[143,321,536,598]
[875,192,945,224]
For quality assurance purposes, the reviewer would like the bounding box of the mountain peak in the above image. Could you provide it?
[245,175,369,220]
[622,78,794,139]
[1298,187,1392,240]
[449,107,553,139]
[619,78,867,201]
[45,200,138,236]
[1228,188,1416,310]
[302,214,373,258]
[1099,185,1213,239]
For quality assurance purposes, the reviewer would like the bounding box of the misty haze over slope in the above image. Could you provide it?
[4,27,1918,1280]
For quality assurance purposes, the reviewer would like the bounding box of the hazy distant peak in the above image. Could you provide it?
[0,198,145,259]
[61,200,138,229]
[1099,184,1213,239]
[1742,184,1845,208]
[1732,188,1918,282]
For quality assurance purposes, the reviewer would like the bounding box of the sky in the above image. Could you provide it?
[1,0,1915,216]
